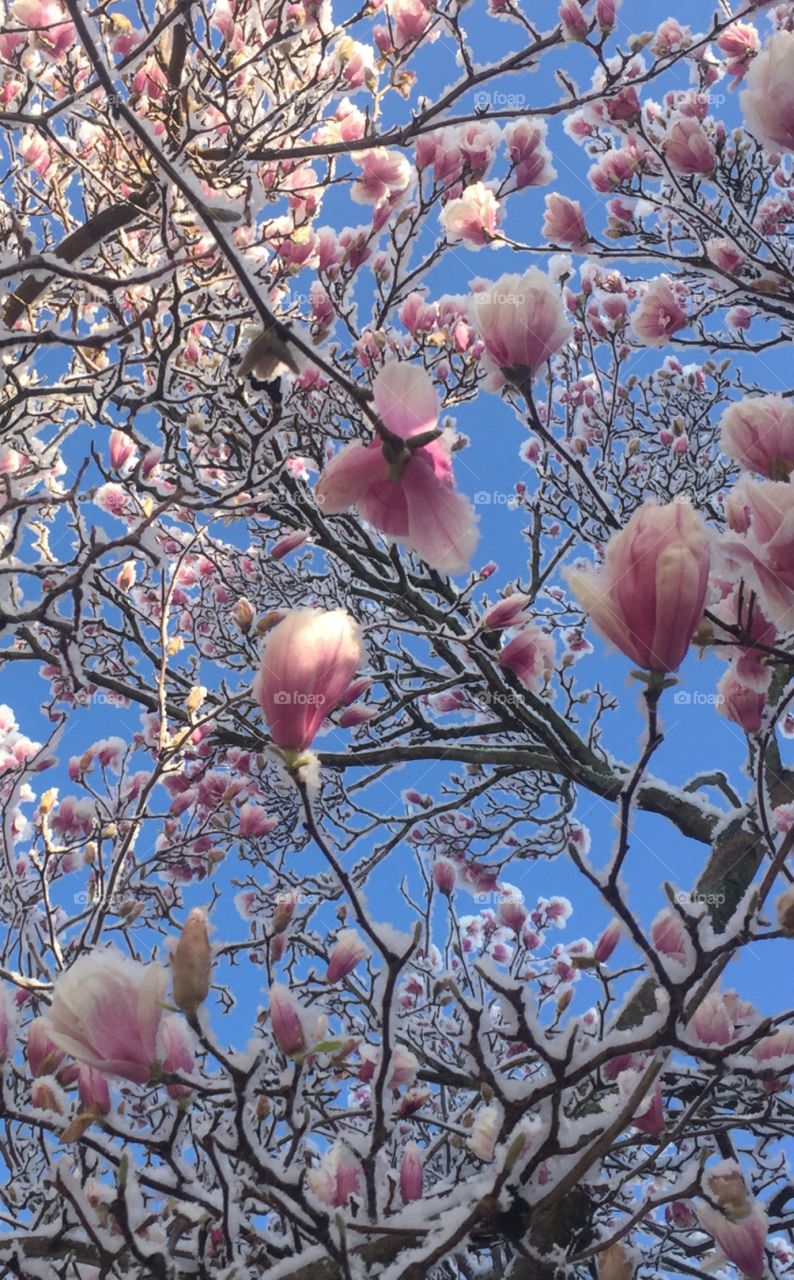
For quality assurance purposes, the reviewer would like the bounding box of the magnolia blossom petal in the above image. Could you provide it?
[316,441,391,514]
[741,31,794,154]
[402,456,479,574]
[47,949,167,1084]
[372,362,439,439]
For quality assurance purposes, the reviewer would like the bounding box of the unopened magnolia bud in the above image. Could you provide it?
[399,1141,424,1202]
[597,1241,635,1280]
[269,983,307,1057]
[171,909,212,1017]
[186,685,207,717]
[31,1079,64,1113]
[116,560,137,593]
[557,986,573,1014]
[61,1111,100,1143]
[594,919,622,964]
[469,1103,500,1162]
[433,858,456,895]
[255,610,287,636]
[256,1095,271,1120]
[325,930,370,984]
[776,887,794,937]
[691,618,714,648]
[273,891,298,934]
[233,597,254,633]
[38,789,58,817]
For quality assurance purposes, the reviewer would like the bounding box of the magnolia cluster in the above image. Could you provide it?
[563,409,794,733]
[315,271,570,574]
[433,120,556,249]
[1,911,210,1135]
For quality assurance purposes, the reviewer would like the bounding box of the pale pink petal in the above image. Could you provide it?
[402,457,479,574]
[316,441,390,514]
[372,362,439,439]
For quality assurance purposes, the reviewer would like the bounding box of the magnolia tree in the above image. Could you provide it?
[2,0,794,1276]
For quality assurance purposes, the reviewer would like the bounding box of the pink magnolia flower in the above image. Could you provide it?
[741,31,794,154]
[13,0,75,60]
[499,625,556,691]
[433,857,457,895]
[698,1162,768,1280]
[268,983,322,1058]
[254,608,364,753]
[400,1141,424,1202]
[336,702,376,729]
[439,182,501,249]
[469,1103,501,1161]
[751,1026,794,1091]
[596,0,619,32]
[588,143,649,193]
[705,237,745,274]
[720,394,794,479]
[542,193,589,247]
[27,1017,65,1077]
[307,1144,363,1207]
[456,121,500,178]
[566,501,711,673]
[482,593,532,630]
[594,919,622,964]
[718,22,759,86]
[388,1044,418,1087]
[19,133,51,177]
[504,121,555,188]
[496,884,527,933]
[717,664,767,733]
[108,429,136,471]
[666,1200,697,1230]
[238,802,277,838]
[727,305,753,332]
[45,948,167,1084]
[351,148,412,205]
[386,0,433,49]
[721,479,794,629]
[270,531,310,560]
[664,119,716,174]
[653,18,690,56]
[78,1063,111,1114]
[470,268,572,380]
[629,1079,665,1136]
[689,988,756,1047]
[652,909,694,969]
[325,930,370,983]
[559,0,589,41]
[630,276,688,347]
[315,363,479,575]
